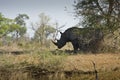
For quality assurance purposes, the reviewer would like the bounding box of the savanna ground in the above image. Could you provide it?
[0,43,120,80]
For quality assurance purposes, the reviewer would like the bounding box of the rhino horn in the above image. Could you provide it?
[52,40,58,46]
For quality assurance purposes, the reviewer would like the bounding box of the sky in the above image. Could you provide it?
[0,0,79,37]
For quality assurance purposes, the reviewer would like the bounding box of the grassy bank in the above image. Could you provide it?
[0,50,120,80]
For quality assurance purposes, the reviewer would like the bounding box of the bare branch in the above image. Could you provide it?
[108,0,115,15]
[92,61,98,80]
[94,0,105,15]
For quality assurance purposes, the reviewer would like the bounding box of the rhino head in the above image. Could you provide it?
[52,32,67,49]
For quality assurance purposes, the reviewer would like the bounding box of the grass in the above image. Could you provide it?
[0,51,66,69]
[0,48,120,80]
[64,53,120,72]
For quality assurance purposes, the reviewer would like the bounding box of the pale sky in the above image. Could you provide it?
[0,0,79,37]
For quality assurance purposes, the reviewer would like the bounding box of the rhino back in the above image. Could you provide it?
[64,27,96,42]
[64,27,81,41]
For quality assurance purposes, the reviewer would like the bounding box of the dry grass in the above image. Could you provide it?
[0,50,120,80]
[0,52,120,71]
[64,53,120,72]
[0,51,66,70]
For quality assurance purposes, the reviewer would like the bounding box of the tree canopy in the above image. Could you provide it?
[15,14,29,26]
[74,0,120,32]
[0,13,29,39]
[14,14,29,37]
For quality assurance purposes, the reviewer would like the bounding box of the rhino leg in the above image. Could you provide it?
[71,40,79,53]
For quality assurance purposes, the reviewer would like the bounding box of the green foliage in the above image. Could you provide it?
[0,13,5,24]
[74,0,120,32]
[19,27,27,36]
[14,14,29,37]
[0,13,29,44]
[0,14,11,37]
[0,25,8,34]
[15,14,29,26]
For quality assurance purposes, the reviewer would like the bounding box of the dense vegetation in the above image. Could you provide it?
[74,0,120,32]
[73,0,120,52]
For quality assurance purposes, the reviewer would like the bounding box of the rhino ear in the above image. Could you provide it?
[60,32,63,34]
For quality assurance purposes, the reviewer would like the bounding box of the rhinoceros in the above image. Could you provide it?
[52,27,103,53]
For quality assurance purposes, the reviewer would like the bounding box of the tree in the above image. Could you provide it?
[15,14,29,26]
[0,13,29,46]
[0,13,13,38]
[74,0,120,32]
[33,13,55,46]
[14,14,29,37]
[0,13,4,24]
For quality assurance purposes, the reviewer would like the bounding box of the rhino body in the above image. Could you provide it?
[53,27,103,53]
